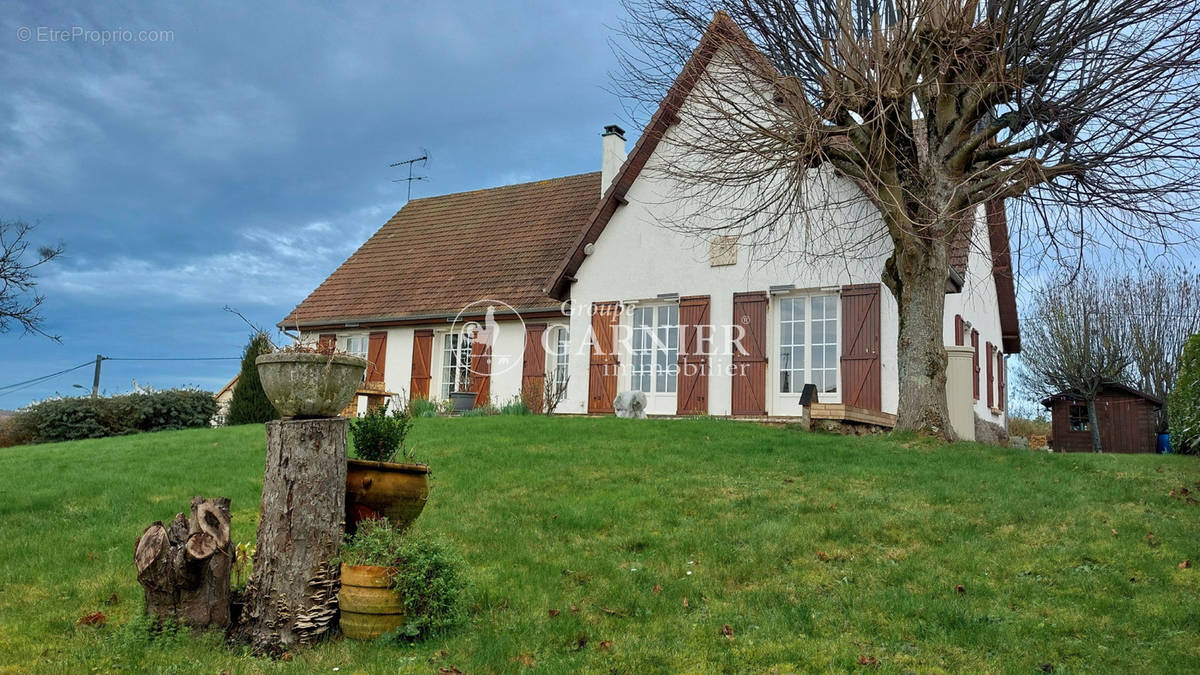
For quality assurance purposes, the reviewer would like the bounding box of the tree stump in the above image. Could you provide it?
[232,418,347,654]
[133,496,233,628]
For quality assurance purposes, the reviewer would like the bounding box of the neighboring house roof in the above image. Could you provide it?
[282,172,601,328]
[1040,382,1164,409]
[542,11,1021,353]
[215,375,239,401]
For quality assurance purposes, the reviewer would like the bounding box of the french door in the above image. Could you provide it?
[631,304,678,414]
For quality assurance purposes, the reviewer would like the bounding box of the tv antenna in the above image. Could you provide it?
[390,150,429,201]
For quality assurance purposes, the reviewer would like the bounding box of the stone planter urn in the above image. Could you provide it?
[255,352,367,418]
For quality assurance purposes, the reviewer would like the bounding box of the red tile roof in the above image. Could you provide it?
[281,172,601,328]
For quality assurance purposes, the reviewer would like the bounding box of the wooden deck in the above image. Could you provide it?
[722,403,896,428]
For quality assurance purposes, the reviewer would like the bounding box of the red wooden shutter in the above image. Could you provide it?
[731,292,768,415]
[366,331,388,383]
[522,324,548,412]
[677,295,711,415]
[971,329,980,400]
[954,315,964,346]
[318,333,337,353]
[470,336,492,406]
[841,284,882,411]
[986,341,995,408]
[410,330,433,399]
[588,302,621,413]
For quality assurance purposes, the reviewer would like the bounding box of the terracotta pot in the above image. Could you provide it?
[346,459,431,530]
[339,563,404,640]
[255,352,367,418]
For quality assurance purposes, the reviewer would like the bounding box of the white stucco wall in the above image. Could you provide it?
[942,205,1008,428]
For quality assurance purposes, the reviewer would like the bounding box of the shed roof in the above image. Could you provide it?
[1040,382,1164,409]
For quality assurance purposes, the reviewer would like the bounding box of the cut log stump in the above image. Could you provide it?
[133,496,233,628]
[231,417,347,655]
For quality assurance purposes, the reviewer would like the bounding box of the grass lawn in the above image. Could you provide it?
[1,417,1198,673]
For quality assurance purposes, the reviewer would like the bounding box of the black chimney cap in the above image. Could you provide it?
[602,124,626,138]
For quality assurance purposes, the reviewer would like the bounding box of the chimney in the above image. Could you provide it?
[601,124,627,196]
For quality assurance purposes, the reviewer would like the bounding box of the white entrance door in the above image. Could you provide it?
[631,304,679,414]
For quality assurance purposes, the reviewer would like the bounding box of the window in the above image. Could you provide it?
[1069,405,1089,432]
[345,335,368,360]
[631,305,678,394]
[440,332,472,399]
[779,295,839,394]
[345,335,369,381]
[550,326,570,388]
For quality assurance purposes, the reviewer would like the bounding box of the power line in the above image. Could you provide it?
[0,361,95,394]
[104,357,240,362]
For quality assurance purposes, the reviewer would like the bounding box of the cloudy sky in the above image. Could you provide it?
[0,1,630,407]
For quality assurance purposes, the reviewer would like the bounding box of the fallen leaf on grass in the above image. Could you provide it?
[598,640,613,651]
[783,478,794,483]
[816,551,830,562]
[77,611,106,627]
[569,604,580,613]
[279,652,292,662]
[571,635,589,652]
[105,593,118,606]
[438,667,463,675]
[955,585,966,595]
[601,607,627,618]
[720,624,734,638]
[857,655,879,666]
[511,653,536,668]
[548,609,560,618]
[1111,529,1118,537]
[1180,560,1192,570]
[682,597,690,609]
[652,584,662,594]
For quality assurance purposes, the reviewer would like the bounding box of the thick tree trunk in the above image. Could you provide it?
[232,418,346,655]
[134,496,233,628]
[1087,398,1103,452]
[884,235,955,440]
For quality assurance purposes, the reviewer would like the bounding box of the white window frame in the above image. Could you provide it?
[773,293,841,406]
[629,303,678,396]
[343,334,369,382]
[434,330,473,399]
[546,324,570,390]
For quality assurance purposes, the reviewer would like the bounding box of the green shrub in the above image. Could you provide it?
[349,402,413,462]
[228,332,277,425]
[1169,333,1200,454]
[10,390,218,444]
[409,398,440,418]
[0,415,35,448]
[338,520,470,640]
[499,397,531,416]
[460,402,499,417]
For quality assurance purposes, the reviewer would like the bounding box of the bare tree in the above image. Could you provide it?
[614,0,1200,437]
[1111,268,1200,429]
[1,220,63,341]
[1019,273,1132,452]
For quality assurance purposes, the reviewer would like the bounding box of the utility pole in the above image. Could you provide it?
[91,354,104,398]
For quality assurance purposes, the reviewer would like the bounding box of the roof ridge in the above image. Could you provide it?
[408,170,602,204]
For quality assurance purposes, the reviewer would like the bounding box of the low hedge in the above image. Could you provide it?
[6,389,218,445]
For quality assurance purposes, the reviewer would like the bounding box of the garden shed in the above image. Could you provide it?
[1041,383,1163,453]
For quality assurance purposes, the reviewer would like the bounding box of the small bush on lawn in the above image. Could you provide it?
[350,402,414,462]
[12,389,218,444]
[338,520,469,640]
[499,396,531,416]
[409,398,440,418]
[460,403,499,417]
[0,416,35,448]
[1170,333,1200,454]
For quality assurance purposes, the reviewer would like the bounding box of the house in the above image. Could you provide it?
[1041,383,1163,453]
[213,375,238,426]
[281,14,1018,438]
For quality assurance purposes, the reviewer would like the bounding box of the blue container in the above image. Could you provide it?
[1157,433,1171,454]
